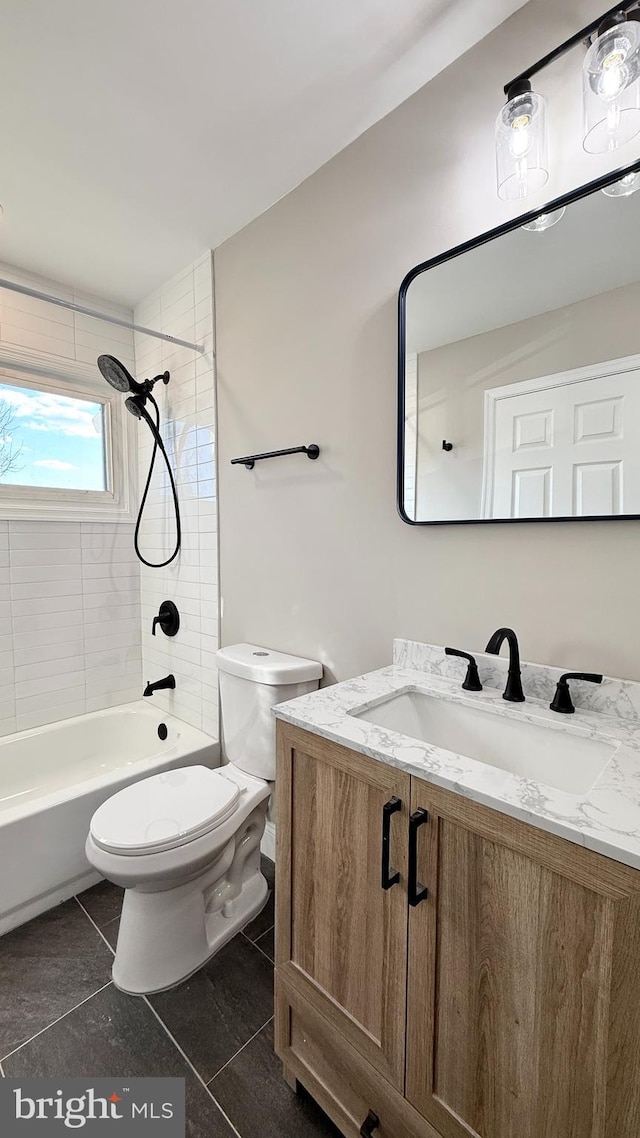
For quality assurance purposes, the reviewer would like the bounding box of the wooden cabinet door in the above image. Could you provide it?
[275,723,410,1089]
[406,776,640,1138]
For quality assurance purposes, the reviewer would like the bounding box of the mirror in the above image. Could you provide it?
[399,162,640,524]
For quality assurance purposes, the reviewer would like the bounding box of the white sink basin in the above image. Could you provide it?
[352,690,614,795]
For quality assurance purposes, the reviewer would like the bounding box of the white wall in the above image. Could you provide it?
[134,254,218,737]
[0,264,141,735]
[214,0,640,685]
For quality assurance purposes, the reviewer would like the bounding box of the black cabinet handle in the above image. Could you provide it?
[360,1109,380,1136]
[381,797,402,890]
[408,809,429,906]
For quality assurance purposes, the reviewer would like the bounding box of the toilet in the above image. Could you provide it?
[85,644,322,995]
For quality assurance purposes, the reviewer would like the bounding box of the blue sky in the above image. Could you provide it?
[0,383,106,490]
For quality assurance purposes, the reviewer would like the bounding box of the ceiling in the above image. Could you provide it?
[0,0,525,306]
[406,185,640,354]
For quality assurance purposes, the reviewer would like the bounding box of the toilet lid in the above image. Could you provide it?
[90,766,241,855]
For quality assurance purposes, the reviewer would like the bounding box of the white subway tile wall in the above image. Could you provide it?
[0,263,141,734]
[0,254,218,739]
[134,253,218,736]
[0,519,141,735]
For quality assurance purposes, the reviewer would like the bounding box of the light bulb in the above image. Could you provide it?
[598,50,629,100]
[509,114,532,158]
[521,207,566,232]
[601,170,640,197]
[495,86,548,201]
[583,20,640,153]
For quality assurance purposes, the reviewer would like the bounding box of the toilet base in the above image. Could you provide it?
[109,803,270,995]
[112,868,269,995]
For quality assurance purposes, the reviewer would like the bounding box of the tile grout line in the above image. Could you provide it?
[255,923,274,949]
[141,997,243,1138]
[0,982,114,1065]
[206,1015,274,1087]
[74,896,117,955]
[241,927,274,965]
[100,914,120,940]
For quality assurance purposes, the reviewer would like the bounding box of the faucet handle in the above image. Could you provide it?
[445,647,483,692]
[152,600,180,638]
[550,671,603,715]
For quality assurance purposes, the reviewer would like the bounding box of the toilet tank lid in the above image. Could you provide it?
[216,643,323,685]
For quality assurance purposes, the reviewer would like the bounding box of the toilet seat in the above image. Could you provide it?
[89,766,240,856]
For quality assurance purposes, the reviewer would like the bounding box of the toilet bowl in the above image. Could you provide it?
[86,643,322,994]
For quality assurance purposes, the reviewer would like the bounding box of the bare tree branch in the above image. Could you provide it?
[0,399,23,479]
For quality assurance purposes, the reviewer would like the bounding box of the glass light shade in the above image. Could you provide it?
[583,21,640,153]
[601,170,640,196]
[521,206,566,232]
[495,91,549,201]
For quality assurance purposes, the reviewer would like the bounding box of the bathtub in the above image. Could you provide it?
[0,702,218,935]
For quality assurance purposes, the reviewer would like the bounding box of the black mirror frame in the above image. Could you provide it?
[397,155,640,526]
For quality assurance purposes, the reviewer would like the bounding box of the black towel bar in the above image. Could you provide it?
[230,444,320,471]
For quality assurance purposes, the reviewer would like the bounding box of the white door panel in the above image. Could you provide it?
[486,367,640,518]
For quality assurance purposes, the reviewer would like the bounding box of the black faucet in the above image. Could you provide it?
[550,671,603,714]
[485,628,525,703]
[445,647,483,691]
[143,674,176,697]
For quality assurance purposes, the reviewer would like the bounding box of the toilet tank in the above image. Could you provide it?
[216,644,323,780]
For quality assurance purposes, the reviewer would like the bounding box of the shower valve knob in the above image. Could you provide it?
[152,600,180,638]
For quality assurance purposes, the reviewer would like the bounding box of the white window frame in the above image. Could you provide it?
[0,344,137,523]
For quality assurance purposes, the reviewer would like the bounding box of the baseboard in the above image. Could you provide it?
[261,820,275,862]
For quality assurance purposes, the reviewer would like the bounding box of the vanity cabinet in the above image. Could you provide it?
[406,778,640,1138]
[274,722,410,1089]
[275,723,640,1138]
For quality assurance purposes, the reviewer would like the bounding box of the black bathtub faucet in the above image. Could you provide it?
[143,674,176,697]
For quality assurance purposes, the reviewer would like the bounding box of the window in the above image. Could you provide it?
[0,360,136,522]
[0,383,108,491]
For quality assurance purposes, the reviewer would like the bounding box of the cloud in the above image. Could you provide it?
[33,459,78,471]
[0,385,103,439]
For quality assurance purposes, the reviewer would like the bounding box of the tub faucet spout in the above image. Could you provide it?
[143,674,176,697]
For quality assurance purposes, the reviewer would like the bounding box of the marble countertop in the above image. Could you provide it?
[273,640,640,871]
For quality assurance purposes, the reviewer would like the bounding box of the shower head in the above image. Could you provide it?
[97,354,140,394]
[125,395,145,419]
[104,356,180,569]
[97,355,171,403]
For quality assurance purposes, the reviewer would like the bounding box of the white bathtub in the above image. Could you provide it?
[0,702,218,935]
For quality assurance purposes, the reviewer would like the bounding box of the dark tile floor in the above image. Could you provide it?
[0,857,340,1138]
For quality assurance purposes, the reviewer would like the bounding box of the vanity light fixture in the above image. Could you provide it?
[583,15,640,153]
[497,0,640,200]
[495,80,549,201]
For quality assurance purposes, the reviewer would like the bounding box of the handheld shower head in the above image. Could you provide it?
[97,352,180,569]
[124,395,145,419]
[97,354,141,393]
